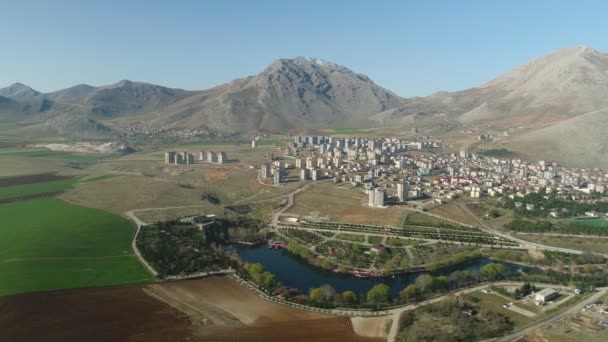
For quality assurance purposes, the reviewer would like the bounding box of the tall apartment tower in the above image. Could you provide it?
[273,171,282,185]
[260,164,270,178]
[217,152,226,164]
[311,168,321,181]
[175,153,183,165]
[397,182,409,202]
[368,189,376,207]
[374,188,385,207]
[165,151,176,164]
[207,151,216,163]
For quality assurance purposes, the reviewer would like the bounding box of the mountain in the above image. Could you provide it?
[45,80,193,118]
[0,83,41,101]
[143,57,404,132]
[383,45,608,126]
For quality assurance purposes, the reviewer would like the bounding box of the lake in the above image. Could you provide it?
[236,244,536,297]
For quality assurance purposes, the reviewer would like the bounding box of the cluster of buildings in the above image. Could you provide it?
[270,135,608,209]
[164,151,195,165]
[164,150,227,165]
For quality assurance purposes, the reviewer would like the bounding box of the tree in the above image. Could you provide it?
[399,284,420,301]
[261,272,277,288]
[480,263,508,280]
[319,284,336,301]
[367,283,391,303]
[309,288,323,301]
[415,274,433,292]
[342,290,357,304]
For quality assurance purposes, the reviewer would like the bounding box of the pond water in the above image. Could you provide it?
[236,244,537,297]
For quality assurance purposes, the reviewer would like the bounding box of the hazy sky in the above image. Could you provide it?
[1,0,607,97]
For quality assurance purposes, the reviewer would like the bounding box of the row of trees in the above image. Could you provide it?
[302,262,513,308]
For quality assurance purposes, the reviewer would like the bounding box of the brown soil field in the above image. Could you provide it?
[0,277,383,342]
[150,277,383,341]
[0,285,190,342]
[0,173,74,187]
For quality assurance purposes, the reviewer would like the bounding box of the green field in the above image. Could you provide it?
[0,178,79,200]
[0,150,99,162]
[0,198,153,296]
[0,123,16,131]
[571,219,608,228]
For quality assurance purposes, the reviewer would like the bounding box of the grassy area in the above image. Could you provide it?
[386,237,417,246]
[368,235,383,244]
[405,212,474,231]
[335,233,366,242]
[0,123,16,131]
[0,198,153,296]
[287,182,409,226]
[469,291,529,327]
[0,178,80,200]
[330,128,375,136]
[479,148,514,157]
[571,219,608,229]
[515,234,608,254]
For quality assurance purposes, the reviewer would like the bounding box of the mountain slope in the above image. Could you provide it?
[506,108,608,168]
[383,45,608,126]
[45,80,194,119]
[145,57,404,133]
[0,83,41,102]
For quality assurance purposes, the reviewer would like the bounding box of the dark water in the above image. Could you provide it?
[236,245,536,297]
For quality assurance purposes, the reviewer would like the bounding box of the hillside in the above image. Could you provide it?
[380,45,608,126]
[505,108,608,168]
[142,57,404,133]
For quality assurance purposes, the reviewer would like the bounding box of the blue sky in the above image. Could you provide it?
[1,0,607,97]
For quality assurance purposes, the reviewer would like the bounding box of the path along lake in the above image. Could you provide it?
[236,244,537,297]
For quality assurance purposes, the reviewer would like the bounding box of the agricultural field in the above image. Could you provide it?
[0,197,153,296]
[0,176,79,201]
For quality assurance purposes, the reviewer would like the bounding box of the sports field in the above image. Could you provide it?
[0,197,153,296]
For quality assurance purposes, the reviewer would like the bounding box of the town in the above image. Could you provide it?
[252,135,608,214]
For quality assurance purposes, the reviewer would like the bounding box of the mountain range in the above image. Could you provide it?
[2,45,608,166]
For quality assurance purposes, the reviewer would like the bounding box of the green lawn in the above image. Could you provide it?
[0,198,153,296]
